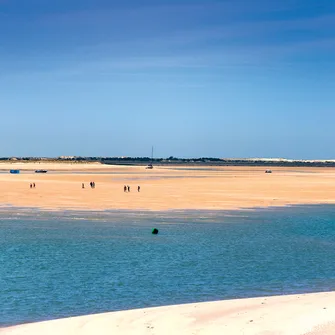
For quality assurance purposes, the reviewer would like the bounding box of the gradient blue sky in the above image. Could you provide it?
[1,0,334,158]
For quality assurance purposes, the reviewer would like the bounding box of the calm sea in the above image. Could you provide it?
[1,205,335,327]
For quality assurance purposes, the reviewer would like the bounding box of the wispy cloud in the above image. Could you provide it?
[64,12,335,70]
[1,0,335,80]
[154,13,335,44]
[38,1,301,25]
[35,0,322,39]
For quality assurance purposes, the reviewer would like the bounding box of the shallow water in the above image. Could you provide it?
[1,205,335,326]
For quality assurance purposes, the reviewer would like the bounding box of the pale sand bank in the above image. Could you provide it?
[0,163,335,211]
[2,291,335,335]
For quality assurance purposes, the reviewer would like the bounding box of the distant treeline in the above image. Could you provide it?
[1,156,335,167]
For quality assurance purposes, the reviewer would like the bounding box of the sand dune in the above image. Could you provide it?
[2,291,335,335]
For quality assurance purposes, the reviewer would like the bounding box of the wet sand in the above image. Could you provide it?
[0,163,335,211]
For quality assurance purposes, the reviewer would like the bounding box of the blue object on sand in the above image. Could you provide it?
[10,170,20,174]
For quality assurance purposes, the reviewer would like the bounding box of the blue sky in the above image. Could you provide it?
[0,0,334,158]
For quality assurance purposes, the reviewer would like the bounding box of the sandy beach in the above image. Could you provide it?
[1,162,335,211]
[2,162,335,334]
[2,291,335,335]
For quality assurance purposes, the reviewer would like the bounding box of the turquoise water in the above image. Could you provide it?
[1,206,335,326]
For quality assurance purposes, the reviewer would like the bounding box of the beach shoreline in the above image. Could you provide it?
[1,291,335,334]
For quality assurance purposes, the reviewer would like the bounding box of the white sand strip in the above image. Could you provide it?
[2,291,335,335]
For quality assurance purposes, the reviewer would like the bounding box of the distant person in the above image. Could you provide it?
[33,183,36,188]
[127,185,130,192]
[82,183,85,189]
[138,186,140,192]
[90,182,92,188]
[30,183,32,189]
[124,185,127,192]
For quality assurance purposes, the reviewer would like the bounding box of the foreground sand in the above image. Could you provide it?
[0,163,335,211]
[2,291,335,335]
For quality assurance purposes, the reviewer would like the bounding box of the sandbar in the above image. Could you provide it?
[0,163,335,211]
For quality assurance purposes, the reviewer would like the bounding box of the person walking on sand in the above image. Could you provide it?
[33,183,36,188]
[124,185,127,192]
[82,183,85,189]
[30,183,32,189]
[127,185,130,192]
[138,186,140,192]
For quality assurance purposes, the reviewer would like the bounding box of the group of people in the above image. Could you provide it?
[82,182,96,189]
[80,182,140,192]
[28,180,142,193]
[124,185,140,192]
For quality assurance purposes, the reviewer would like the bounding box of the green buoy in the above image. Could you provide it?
[152,228,159,235]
